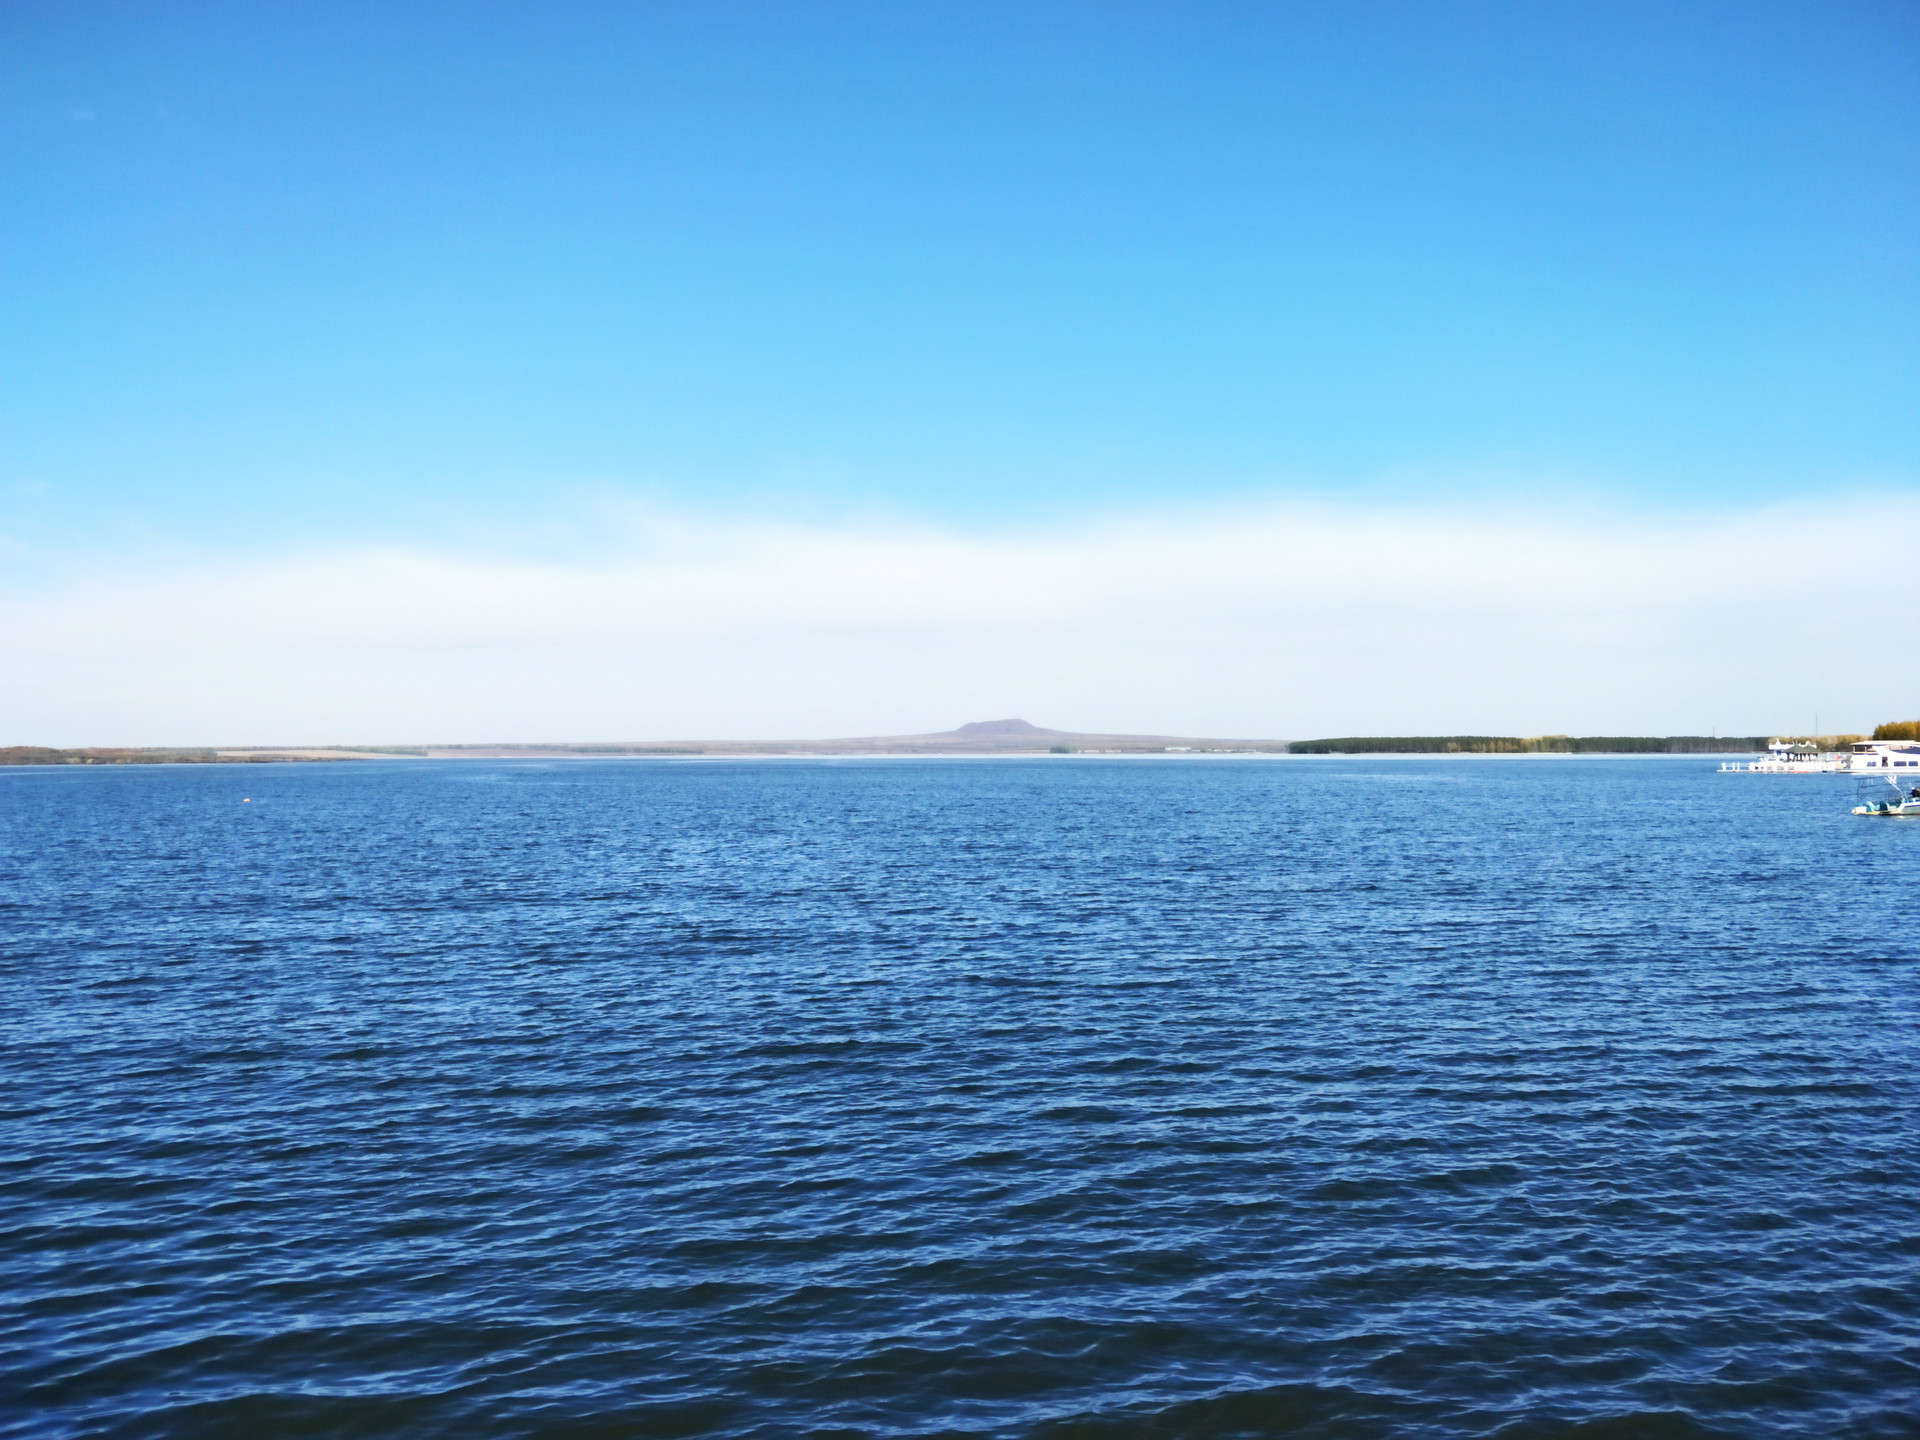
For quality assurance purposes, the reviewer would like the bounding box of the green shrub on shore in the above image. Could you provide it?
[1872,720,1919,741]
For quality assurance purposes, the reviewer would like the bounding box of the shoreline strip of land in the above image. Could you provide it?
[2,719,1852,766]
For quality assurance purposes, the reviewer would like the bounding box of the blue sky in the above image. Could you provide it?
[3,2,1917,741]
[7,0,1915,540]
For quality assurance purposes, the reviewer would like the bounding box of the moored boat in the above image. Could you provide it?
[1844,740,1920,774]
[1852,776,1920,817]
[1719,739,1844,774]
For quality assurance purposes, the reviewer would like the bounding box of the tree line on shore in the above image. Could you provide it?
[0,748,291,766]
[1289,728,1920,753]
[1290,735,1776,755]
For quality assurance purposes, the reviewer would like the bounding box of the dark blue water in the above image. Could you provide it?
[3,757,1916,1440]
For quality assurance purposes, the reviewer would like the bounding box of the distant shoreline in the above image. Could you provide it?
[1,728,1820,767]
[1287,734,1796,755]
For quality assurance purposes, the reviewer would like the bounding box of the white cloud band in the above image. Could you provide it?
[4,499,1913,744]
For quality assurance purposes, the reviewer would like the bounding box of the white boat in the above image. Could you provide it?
[1844,740,1920,774]
[1852,776,1920,817]
[1719,740,1844,774]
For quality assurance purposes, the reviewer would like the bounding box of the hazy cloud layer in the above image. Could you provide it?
[4,500,1912,745]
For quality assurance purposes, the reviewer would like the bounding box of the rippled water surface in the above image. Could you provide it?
[4,757,1917,1440]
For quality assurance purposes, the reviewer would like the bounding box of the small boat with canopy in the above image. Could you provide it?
[1852,776,1920,817]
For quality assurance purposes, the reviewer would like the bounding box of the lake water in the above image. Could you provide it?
[3,757,1915,1440]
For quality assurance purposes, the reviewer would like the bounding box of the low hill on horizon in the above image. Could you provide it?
[424,719,1287,756]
